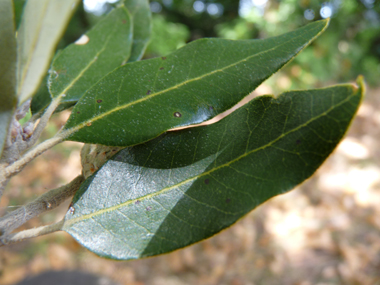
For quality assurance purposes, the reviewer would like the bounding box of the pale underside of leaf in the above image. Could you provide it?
[63,78,364,260]
[62,19,329,147]
[0,0,17,156]
[16,0,80,105]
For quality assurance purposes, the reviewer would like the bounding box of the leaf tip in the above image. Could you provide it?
[355,75,365,91]
[319,17,330,33]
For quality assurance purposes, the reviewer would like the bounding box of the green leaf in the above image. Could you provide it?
[63,77,364,260]
[48,5,133,107]
[30,75,51,116]
[16,0,80,105]
[62,19,330,147]
[30,78,75,116]
[0,0,17,156]
[124,0,151,62]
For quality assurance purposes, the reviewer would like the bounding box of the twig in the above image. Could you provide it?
[0,176,10,204]
[25,95,63,149]
[0,95,64,183]
[0,175,84,235]
[0,134,65,201]
[0,220,64,246]
[3,134,65,179]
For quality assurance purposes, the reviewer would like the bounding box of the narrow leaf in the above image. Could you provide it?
[124,0,152,62]
[0,0,17,156]
[16,0,80,105]
[62,19,329,147]
[48,5,133,109]
[63,78,364,260]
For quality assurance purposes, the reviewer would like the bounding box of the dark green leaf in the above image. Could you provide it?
[16,0,80,105]
[48,5,133,107]
[30,75,51,116]
[124,0,151,62]
[63,77,364,260]
[0,0,17,156]
[62,19,329,147]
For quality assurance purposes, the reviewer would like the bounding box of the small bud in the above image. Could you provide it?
[22,122,34,140]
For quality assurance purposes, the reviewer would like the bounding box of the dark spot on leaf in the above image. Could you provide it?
[86,122,92,126]
[135,200,140,205]
[147,90,151,95]
[204,178,210,184]
[296,139,301,144]
[146,206,152,211]
[162,57,167,60]
[76,111,80,114]
[226,198,231,203]
[174,112,182,118]
[69,206,75,214]
[122,19,127,24]
[160,67,164,70]
[209,106,214,110]
[96,99,102,103]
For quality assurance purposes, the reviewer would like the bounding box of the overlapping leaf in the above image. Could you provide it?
[0,0,17,156]
[30,75,52,115]
[16,0,80,105]
[62,19,329,147]
[48,5,133,107]
[63,78,364,260]
[124,0,151,62]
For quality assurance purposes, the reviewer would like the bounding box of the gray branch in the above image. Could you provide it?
[0,175,84,235]
[0,95,65,201]
[0,220,64,246]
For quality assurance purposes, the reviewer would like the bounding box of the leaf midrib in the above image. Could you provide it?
[64,87,356,227]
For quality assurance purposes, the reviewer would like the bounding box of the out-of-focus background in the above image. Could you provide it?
[1,0,380,284]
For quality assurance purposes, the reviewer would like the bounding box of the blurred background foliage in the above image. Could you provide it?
[145,0,380,90]
[13,0,380,92]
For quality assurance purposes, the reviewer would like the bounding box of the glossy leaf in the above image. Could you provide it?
[62,19,329,147]
[63,78,364,260]
[48,5,133,107]
[0,0,17,156]
[16,0,80,105]
[124,0,151,62]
